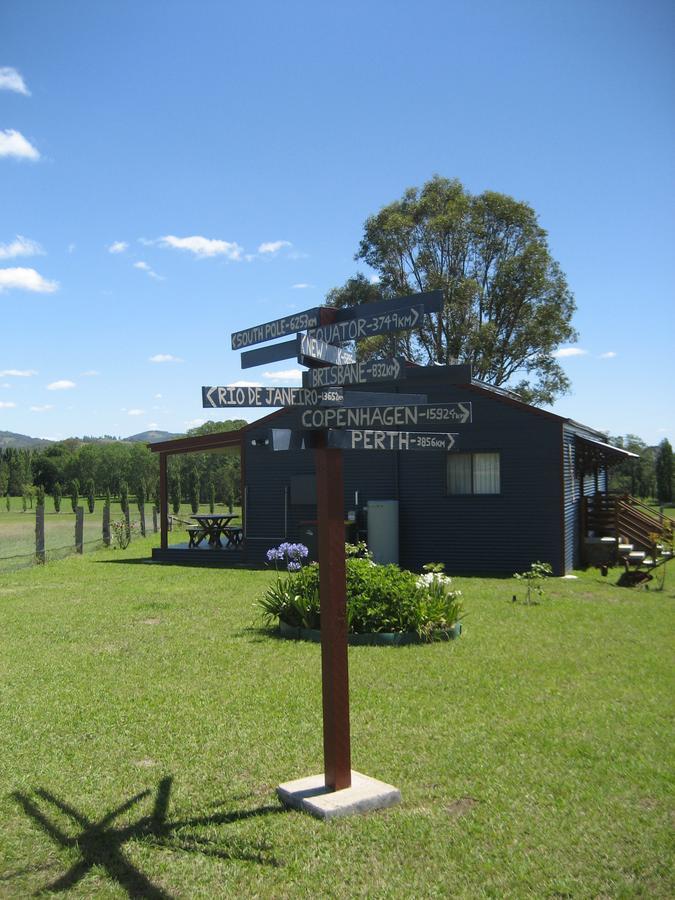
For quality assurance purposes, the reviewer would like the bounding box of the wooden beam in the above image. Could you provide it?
[315,434,351,791]
[159,452,168,551]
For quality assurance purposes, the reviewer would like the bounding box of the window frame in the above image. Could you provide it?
[446,451,501,496]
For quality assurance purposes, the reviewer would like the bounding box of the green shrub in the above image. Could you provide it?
[258,559,464,640]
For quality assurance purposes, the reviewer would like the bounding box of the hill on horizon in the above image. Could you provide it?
[0,429,181,450]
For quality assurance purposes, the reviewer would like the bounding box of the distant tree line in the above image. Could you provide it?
[0,420,246,510]
[609,435,673,503]
[1,424,671,509]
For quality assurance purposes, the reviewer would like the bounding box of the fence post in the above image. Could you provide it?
[139,504,146,537]
[35,505,46,564]
[152,506,158,533]
[75,506,84,554]
[103,504,111,547]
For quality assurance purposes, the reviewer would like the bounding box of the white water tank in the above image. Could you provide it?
[367,500,399,565]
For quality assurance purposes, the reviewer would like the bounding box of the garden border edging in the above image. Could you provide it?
[278,618,462,645]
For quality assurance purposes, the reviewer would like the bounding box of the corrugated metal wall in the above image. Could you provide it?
[562,426,609,570]
[562,428,577,571]
[243,377,567,575]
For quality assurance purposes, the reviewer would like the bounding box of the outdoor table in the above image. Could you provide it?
[190,514,240,548]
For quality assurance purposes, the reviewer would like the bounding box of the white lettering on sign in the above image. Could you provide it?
[303,358,403,388]
[299,333,356,366]
[231,308,322,350]
[202,385,343,407]
[328,430,458,451]
[307,305,422,345]
[299,403,471,429]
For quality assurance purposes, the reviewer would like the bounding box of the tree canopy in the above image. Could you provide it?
[327,176,577,405]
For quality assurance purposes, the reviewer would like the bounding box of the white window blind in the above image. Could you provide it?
[447,454,472,494]
[447,452,500,495]
[473,453,500,494]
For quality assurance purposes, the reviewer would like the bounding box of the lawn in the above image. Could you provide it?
[0,541,673,898]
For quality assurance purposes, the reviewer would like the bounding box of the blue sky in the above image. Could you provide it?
[1,0,673,444]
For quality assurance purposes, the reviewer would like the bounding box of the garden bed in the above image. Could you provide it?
[278,618,462,645]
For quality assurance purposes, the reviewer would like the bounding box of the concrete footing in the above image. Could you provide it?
[277,770,401,820]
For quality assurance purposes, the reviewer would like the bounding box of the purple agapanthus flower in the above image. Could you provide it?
[266,541,309,571]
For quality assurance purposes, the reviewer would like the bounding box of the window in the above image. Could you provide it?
[447,452,500,495]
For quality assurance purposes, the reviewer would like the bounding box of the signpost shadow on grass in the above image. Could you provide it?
[13,776,283,898]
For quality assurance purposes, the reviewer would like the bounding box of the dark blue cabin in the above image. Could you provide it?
[236,367,629,576]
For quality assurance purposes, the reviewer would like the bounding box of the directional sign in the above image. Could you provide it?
[202,385,343,408]
[300,402,471,430]
[303,357,405,389]
[307,304,424,346]
[331,289,442,324]
[240,333,356,370]
[240,337,298,370]
[232,289,443,354]
[231,308,321,351]
[328,430,458,451]
[298,333,356,366]
[341,390,427,407]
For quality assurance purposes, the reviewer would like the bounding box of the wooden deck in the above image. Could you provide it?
[151,542,260,568]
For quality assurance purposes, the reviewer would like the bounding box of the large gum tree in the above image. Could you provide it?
[328,176,578,405]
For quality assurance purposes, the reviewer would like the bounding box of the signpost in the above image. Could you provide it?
[302,357,406,389]
[326,430,459,451]
[306,304,425,345]
[298,332,356,367]
[299,402,471,430]
[202,385,344,408]
[209,289,471,817]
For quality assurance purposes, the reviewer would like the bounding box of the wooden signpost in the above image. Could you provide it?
[212,289,470,817]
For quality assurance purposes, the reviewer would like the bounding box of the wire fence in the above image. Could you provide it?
[0,505,154,575]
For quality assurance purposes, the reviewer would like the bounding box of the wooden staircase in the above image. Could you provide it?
[582,493,673,585]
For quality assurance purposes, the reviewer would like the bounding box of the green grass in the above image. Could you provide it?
[0,544,673,897]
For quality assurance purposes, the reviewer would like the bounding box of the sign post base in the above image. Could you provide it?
[276,771,401,820]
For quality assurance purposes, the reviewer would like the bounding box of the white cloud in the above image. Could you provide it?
[0,400,17,408]
[47,379,76,391]
[149,353,183,363]
[0,368,37,377]
[0,267,58,293]
[0,129,39,160]
[0,67,29,95]
[67,243,76,254]
[0,236,44,259]
[258,240,292,255]
[599,351,617,359]
[186,418,206,428]
[263,369,302,381]
[553,347,587,358]
[128,408,144,416]
[108,241,128,253]
[0,383,9,388]
[230,380,263,387]
[292,283,313,289]
[146,422,158,429]
[157,234,243,260]
[30,404,54,412]
[80,369,99,376]
[369,274,381,284]
[134,260,163,280]
[154,393,163,399]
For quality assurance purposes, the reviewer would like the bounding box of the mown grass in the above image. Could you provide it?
[0,541,673,898]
